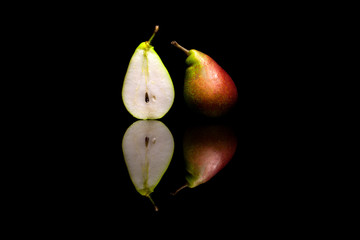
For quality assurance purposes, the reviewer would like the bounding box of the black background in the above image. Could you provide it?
[14,3,324,235]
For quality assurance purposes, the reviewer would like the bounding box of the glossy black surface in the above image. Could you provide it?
[19,6,315,233]
[63,21,282,219]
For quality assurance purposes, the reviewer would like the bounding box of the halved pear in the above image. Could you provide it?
[122,26,175,119]
[122,120,174,211]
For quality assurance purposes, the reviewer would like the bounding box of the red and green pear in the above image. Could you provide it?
[171,41,238,117]
[173,124,237,194]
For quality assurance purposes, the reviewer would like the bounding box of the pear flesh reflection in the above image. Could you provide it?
[122,26,174,119]
[122,120,174,211]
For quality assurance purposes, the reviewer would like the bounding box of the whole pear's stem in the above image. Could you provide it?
[171,41,190,56]
[147,25,159,45]
[171,184,188,196]
[146,195,159,211]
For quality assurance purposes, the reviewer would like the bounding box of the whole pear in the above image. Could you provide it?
[173,124,237,194]
[171,41,238,117]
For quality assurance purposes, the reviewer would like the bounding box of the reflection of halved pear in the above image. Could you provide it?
[122,120,174,211]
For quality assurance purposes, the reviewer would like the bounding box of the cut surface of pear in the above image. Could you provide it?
[122,120,174,210]
[122,26,174,119]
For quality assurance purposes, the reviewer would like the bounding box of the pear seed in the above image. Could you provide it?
[145,136,149,147]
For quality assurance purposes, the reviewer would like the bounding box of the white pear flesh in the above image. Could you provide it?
[122,42,175,119]
[122,120,174,196]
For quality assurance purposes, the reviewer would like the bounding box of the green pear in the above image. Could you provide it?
[171,41,237,117]
[122,26,175,119]
[122,120,174,211]
[173,124,237,195]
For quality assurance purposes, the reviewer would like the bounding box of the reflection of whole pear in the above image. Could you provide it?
[122,120,174,211]
[174,125,237,194]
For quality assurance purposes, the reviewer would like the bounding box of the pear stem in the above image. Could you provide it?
[171,184,188,196]
[171,41,190,56]
[147,25,159,45]
[146,194,159,211]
